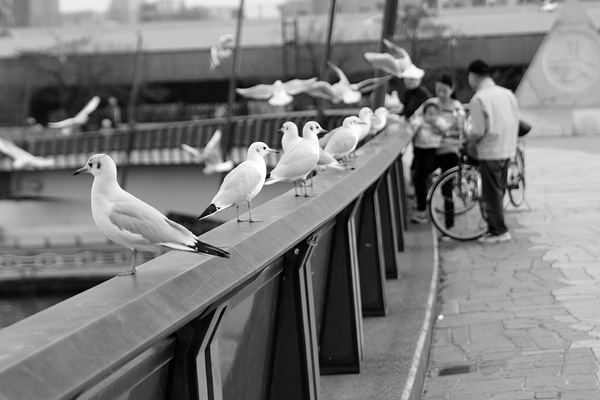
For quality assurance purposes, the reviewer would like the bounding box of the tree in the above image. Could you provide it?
[393,4,451,67]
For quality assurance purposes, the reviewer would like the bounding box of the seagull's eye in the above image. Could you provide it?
[88,162,92,167]
[263,146,266,150]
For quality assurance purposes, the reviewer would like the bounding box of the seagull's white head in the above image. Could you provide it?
[248,142,278,160]
[343,116,366,127]
[279,121,299,136]
[375,107,389,117]
[302,121,327,138]
[359,107,374,120]
[73,153,117,179]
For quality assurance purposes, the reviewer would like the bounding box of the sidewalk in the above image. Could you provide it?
[421,135,600,399]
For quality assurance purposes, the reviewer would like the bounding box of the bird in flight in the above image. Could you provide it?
[363,39,413,78]
[210,34,235,70]
[236,77,318,106]
[47,96,101,135]
[0,137,55,170]
[304,61,391,104]
[181,129,234,175]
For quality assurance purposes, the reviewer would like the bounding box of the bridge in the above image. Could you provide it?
[0,110,436,399]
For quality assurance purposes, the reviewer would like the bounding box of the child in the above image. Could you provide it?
[409,101,449,224]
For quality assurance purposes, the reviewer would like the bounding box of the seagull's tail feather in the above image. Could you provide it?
[195,203,218,223]
[193,238,230,258]
[264,177,286,186]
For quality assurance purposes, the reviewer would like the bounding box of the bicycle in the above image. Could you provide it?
[426,149,488,241]
[506,139,527,208]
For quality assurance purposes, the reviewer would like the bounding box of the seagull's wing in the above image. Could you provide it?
[354,75,393,93]
[236,84,276,100]
[383,39,412,64]
[327,61,351,86]
[203,129,223,163]
[219,34,235,49]
[109,197,188,247]
[282,77,318,95]
[303,81,337,101]
[213,162,263,206]
[181,143,203,159]
[363,52,403,77]
[47,117,76,129]
[74,96,101,119]
[324,129,358,158]
[210,45,221,69]
[269,143,318,180]
[0,137,32,160]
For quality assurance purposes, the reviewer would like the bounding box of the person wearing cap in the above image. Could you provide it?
[466,59,519,244]
[398,64,432,121]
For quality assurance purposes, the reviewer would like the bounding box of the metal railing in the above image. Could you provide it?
[0,109,356,171]
[0,121,412,400]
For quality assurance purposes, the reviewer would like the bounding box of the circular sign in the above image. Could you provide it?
[542,29,600,93]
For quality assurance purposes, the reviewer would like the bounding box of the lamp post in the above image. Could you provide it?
[222,0,245,159]
[372,0,399,110]
[449,36,458,85]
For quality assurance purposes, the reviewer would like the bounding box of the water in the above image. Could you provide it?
[0,293,77,329]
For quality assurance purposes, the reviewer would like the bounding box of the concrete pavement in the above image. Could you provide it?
[421,135,600,399]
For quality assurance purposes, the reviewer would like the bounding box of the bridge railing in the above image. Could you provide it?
[0,109,355,171]
[0,122,412,400]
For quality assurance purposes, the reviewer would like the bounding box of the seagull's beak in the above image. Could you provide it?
[269,149,279,153]
[277,128,283,133]
[357,121,368,125]
[317,128,328,137]
[73,166,88,176]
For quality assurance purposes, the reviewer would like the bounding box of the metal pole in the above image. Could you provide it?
[222,0,245,157]
[317,0,336,122]
[121,30,144,190]
[372,0,399,110]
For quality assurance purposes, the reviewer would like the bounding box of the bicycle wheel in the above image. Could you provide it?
[427,165,488,241]
[507,149,525,207]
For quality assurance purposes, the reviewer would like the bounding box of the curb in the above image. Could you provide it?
[401,227,440,400]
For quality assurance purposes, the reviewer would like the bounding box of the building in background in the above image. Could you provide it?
[107,0,142,24]
[13,0,60,27]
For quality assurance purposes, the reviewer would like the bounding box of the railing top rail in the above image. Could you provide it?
[0,123,411,400]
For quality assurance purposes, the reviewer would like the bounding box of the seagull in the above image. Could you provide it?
[47,96,101,135]
[73,154,230,275]
[385,90,403,113]
[363,38,413,78]
[370,107,389,135]
[539,0,559,12]
[357,107,374,142]
[305,61,392,104]
[236,77,318,106]
[265,121,326,196]
[195,142,277,223]
[0,137,55,170]
[279,121,302,152]
[210,34,235,70]
[181,129,234,175]
[323,116,366,163]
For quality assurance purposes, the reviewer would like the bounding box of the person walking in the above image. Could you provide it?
[466,59,519,243]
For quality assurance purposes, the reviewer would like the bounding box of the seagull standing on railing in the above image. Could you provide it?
[196,142,277,223]
[235,78,318,106]
[74,154,230,275]
[357,107,374,143]
[0,137,55,170]
[181,129,234,175]
[321,116,366,163]
[363,39,413,78]
[47,96,101,135]
[209,34,235,70]
[369,107,390,137]
[305,61,392,105]
[265,121,326,197]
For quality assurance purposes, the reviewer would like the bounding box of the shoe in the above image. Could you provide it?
[438,234,453,242]
[410,211,428,224]
[478,232,512,244]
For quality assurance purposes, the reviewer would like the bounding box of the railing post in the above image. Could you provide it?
[270,238,321,400]
[357,178,388,317]
[169,305,228,400]
[378,169,400,279]
[319,198,364,374]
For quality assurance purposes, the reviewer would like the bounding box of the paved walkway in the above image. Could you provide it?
[421,135,600,399]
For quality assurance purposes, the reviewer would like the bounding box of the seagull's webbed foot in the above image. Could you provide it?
[118,269,136,276]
